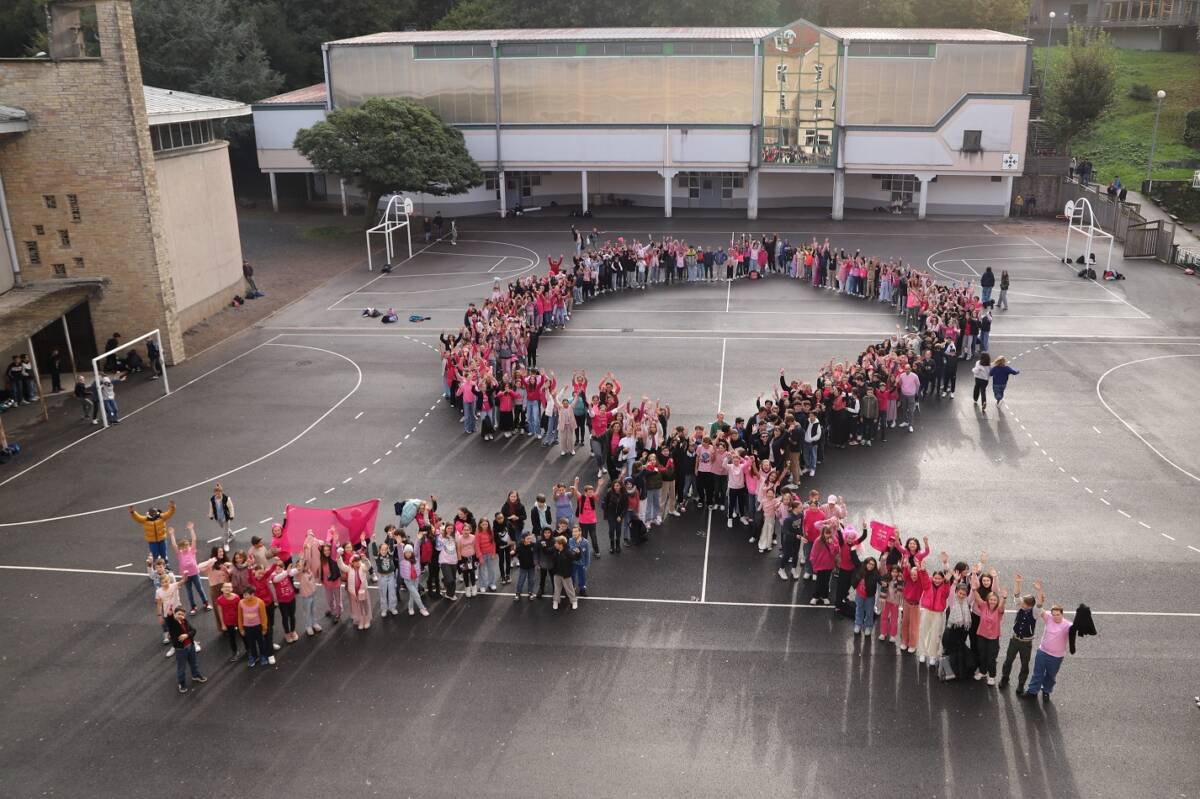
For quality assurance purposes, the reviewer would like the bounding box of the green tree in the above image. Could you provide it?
[294,98,485,224]
[132,0,283,103]
[1044,27,1118,146]
[0,0,45,58]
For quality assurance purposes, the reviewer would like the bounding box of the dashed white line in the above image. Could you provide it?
[206,537,222,543]
[395,441,403,447]
[1099,498,1111,506]
[1070,476,1079,483]
[1162,533,1175,541]
[385,450,393,456]
[1020,424,1026,430]
[1091,426,1101,435]
[1139,521,1152,529]
[259,517,274,524]
[342,477,353,484]
[1084,487,1094,494]
[231,527,246,535]
[1189,546,1200,555]
[1057,466,1065,472]
[410,426,418,433]
[372,458,381,465]
[305,497,317,504]
[324,487,336,494]
[114,563,132,570]
[354,411,364,420]
[404,434,410,440]
[1033,441,1040,447]
[1048,457,1055,463]
[358,467,368,474]
[417,418,424,424]
[1040,449,1047,456]
[1117,509,1131,518]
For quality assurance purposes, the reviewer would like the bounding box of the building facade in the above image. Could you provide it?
[255,22,1031,220]
[1027,0,1199,50]
[0,0,248,372]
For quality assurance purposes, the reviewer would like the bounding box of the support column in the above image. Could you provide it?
[498,170,507,218]
[581,170,589,214]
[747,168,760,221]
[663,172,673,218]
[304,174,313,202]
[268,172,278,212]
[831,170,845,221]
[27,336,48,422]
[339,179,348,217]
[1003,176,1014,219]
[914,172,936,220]
[61,314,78,377]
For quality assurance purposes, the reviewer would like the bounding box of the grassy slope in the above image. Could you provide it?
[1036,47,1200,186]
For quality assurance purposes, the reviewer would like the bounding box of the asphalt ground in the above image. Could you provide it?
[1,216,1199,798]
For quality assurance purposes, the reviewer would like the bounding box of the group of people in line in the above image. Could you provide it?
[146,226,1069,697]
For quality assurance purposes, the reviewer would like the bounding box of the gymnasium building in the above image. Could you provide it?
[254,21,1032,220]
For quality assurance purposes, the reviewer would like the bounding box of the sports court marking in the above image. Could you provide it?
[0,563,1195,617]
[1094,353,1200,483]
[0,343,363,528]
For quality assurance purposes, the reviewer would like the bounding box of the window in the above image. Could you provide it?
[73,256,85,270]
[58,229,70,247]
[44,195,57,209]
[881,174,918,193]
[847,42,935,58]
[150,121,215,153]
[624,42,665,55]
[414,44,492,58]
[52,263,67,277]
[962,130,983,152]
[484,171,498,190]
[24,241,40,265]
[67,194,81,222]
[33,224,44,235]
[500,43,538,57]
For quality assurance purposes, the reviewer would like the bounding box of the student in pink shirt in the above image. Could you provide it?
[916,552,954,664]
[1025,604,1073,699]
[972,584,1008,684]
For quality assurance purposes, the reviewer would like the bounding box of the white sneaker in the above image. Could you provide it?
[409,609,415,616]
[312,624,322,633]
[908,426,914,433]
[907,647,916,653]
[918,655,926,664]
[974,671,984,681]
[267,656,276,665]
[164,647,174,658]
[748,536,757,543]
[552,602,559,610]
[791,568,801,580]
[778,568,789,581]
[987,676,996,686]
[809,598,818,605]
[272,643,281,651]
[726,519,733,529]
[571,602,578,610]
[194,643,201,653]
[853,625,861,634]
[879,634,887,641]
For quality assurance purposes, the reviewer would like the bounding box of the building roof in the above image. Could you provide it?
[0,104,29,134]
[143,86,251,125]
[0,280,105,358]
[329,27,777,46]
[255,83,328,106]
[826,27,1029,43]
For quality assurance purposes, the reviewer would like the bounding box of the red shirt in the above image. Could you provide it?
[216,593,240,627]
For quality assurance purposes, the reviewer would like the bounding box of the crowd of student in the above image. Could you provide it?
[146,228,1071,698]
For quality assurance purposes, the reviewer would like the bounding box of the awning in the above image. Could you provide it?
[0,280,105,355]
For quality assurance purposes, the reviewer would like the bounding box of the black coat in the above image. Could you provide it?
[1069,603,1097,654]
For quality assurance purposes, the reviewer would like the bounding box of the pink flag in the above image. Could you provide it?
[279,499,380,553]
[869,520,897,552]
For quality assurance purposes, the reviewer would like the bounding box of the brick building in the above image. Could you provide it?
[0,0,248,382]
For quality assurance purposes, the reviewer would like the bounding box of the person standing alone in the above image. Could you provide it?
[166,607,208,693]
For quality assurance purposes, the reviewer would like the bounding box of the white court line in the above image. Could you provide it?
[1085,487,1094,493]
[488,257,507,272]
[1096,353,1200,483]
[259,517,273,524]
[324,487,336,494]
[1071,476,1080,483]
[725,281,731,313]
[700,509,713,603]
[959,259,980,277]
[114,563,132,570]
[206,536,222,543]
[372,458,381,466]
[1,563,1199,617]
[0,343,363,528]
[1118,509,1131,518]
[1092,426,1102,434]
[1189,546,1200,555]
[324,237,441,310]
[983,224,999,236]
[342,477,353,484]
[358,467,368,474]
[354,411,364,420]
[1099,498,1111,506]
[231,527,246,535]
[1140,521,1153,529]
[1162,533,1175,540]
[1022,235,1152,319]
[0,335,282,490]
[305,497,317,504]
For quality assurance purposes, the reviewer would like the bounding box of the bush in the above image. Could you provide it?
[1186,109,1200,149]
[1128,83,1153,101]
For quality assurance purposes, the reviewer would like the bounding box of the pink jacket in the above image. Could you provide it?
[808,536,838,572]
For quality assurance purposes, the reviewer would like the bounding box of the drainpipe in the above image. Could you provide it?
[0,169,22,287]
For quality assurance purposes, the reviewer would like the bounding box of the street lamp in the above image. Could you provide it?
[1147,89,1167,193]
[1047,11,1056,49]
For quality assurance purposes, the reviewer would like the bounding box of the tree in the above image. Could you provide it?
[0,0,45,58]
[132,0,282,103]
[294,98,485,224]
[1044,27,1118,146]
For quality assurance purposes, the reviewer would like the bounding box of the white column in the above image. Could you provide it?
[1003,176,1014,219]
[61,314,78,376]
[498,170,507,218]
[581,170,589,214]
[746,168,759,221]
[268,172,278,212]
[831,170,845,221]
[914,172,936,220]
[663,172,673,218]
[339,179,348,217]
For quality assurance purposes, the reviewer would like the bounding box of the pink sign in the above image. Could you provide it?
[279,499,380,552]
[869,520,897,552]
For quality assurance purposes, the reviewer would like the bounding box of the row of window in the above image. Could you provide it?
[150,120,215,153]
[22,239,85,272]
[847,42,936,58]
[413,41,756,60]
[42,193,82,221]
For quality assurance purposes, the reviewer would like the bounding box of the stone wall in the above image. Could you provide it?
[0,0,185,362]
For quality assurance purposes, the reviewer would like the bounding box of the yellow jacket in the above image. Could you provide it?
[131,504,175,543]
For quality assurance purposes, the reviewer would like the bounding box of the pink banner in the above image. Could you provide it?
[279,499,380,552]
[869,520,897,552]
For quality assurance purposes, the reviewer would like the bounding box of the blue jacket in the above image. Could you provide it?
[568,536,592,569]
[990,365,1019,387]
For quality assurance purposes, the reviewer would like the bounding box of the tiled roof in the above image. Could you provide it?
[0,104,29,133]
[143,86,251,124]
[329,27,777,46]
[255,83,328,106]
[826,28,1029,43]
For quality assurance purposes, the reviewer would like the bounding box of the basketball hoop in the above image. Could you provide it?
[1192,170,1200,189]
